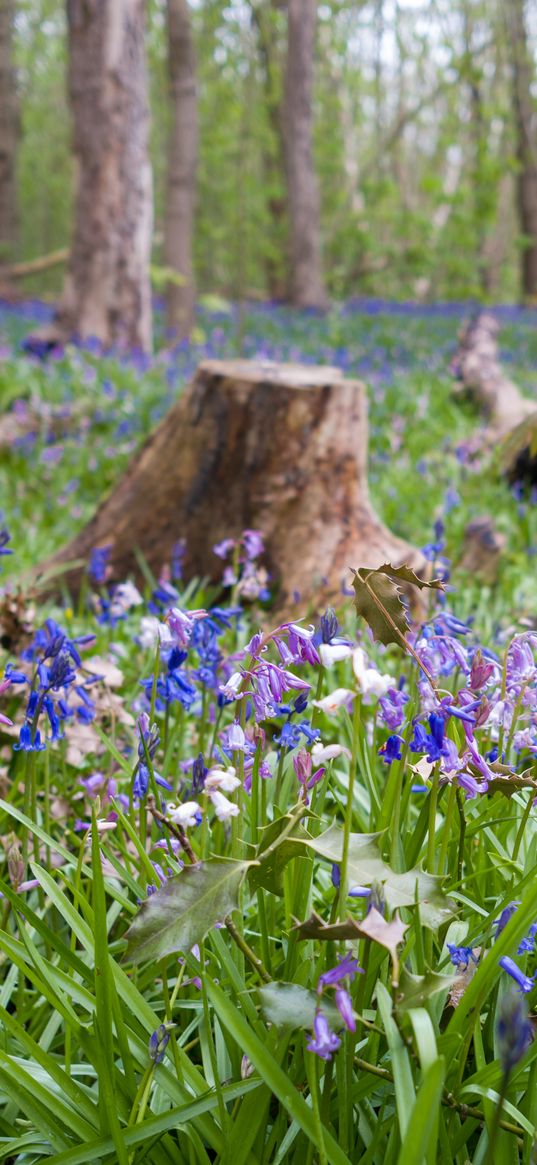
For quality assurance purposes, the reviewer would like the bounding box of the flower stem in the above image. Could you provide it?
[305,1052,328,1165]
[339,697,361,917]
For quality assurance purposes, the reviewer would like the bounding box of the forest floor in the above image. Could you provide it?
[0,297,536,1164]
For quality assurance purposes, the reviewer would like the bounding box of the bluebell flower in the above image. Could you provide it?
[88,545,111,585]
[335,987,356,1032]
[4,664,27,685]
[306,1012,341,1061]
[499,956,536,994]
[447,944,478,970]
[497,993,532,1075]
[318,952,361,988]
[378,733,404,765]
[379,687,409,730]
[409,720,429,753]
[494,902,519,939]
[149,1024,171,1064]
[14,723,46,752]
[518,923,537,956]
[319,609,339,643]
[192,753,208,793]
[42,697,65,742]
[0,525,12,559]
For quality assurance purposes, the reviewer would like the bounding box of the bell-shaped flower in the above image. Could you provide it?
[209,789,240,822]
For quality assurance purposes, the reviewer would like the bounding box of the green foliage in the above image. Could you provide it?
[259,982,340,1030]
[125,859,252,963]
[0,306,537,1162]
[8,0,528,301]
[352,563,444,648]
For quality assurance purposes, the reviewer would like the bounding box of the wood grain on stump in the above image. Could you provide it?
[38,359,423,610]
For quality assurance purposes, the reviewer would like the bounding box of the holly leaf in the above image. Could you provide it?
[357,907,408,986]
[125,859,252,964]
[248,813,311,897]
[483,763,537,799]
[301,822,456,929]
[294,908,408,986]
[352,563,444,647]
[293,911,363,942]
[259,981,339,1030]
[395,967,454,1017]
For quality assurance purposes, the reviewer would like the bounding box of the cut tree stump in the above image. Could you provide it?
[37,360,424,610]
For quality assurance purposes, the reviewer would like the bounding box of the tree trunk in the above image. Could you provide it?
[283,0,327,310]
[0,0,18,263]
[251,0,288,300]
[55,0,153,351]
[506,0,537,299]
[164,0,198,340]
[37,360,422,609]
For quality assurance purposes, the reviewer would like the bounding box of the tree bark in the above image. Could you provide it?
[506,0,537,299]
[283,0,327,310]
[452,313,536,438]
[164,0,198,340]
[251,0,288,300]
[37,360,422,609]
[452,313,537,482]
[55,0,153,351]
[0,0,18,262]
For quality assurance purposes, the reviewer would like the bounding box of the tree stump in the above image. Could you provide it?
[38,360,423,610]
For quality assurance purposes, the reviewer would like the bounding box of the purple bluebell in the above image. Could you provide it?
[0,524,12,560]
[242,529,264,561]
[379,687,409,730]
[192,753,208,794]
[448,944,478,970]
[4,664,27,685]
[518,923,537,956]
[494,902,519,939]
[14,723,46,752]
[378,733,404,765]
[318,952,361,989]
[42,697,64,742]
[335,987,356,1032]
[497,993,533,1075]
[319,608,339,643]
[149,1024,171,1064]
[306,1012,341,1061]
[499,956,536,994]
[88,545,111,585]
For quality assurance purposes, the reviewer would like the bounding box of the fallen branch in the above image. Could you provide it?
[0,248,68,280]
[451,312,537,440]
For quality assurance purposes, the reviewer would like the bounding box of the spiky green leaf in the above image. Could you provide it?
[352,563,443,647]
[125,860,252,964]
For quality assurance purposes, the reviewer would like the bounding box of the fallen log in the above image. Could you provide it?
[37,359,424,610]
[0,247,68,281]
[451,311,537,483]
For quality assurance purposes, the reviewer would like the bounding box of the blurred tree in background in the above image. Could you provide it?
[1,0,537,315]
